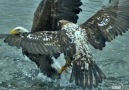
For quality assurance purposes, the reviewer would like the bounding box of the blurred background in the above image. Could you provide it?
[0,0,129,90]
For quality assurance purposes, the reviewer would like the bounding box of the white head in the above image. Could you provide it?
[10,26,29,35]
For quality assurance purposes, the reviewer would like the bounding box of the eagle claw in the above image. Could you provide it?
[58,59,72,75]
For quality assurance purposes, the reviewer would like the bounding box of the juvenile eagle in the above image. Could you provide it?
[22,0,82,78]
[0,0,129,89]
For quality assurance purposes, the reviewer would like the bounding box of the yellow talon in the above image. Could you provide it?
[59,64,67,74]
[58,60,72,75]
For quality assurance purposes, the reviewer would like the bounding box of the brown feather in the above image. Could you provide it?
[81,0,129,50]
[31,0,82,32]
[3,31,73,56]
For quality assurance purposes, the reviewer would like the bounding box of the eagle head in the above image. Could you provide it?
[10,26,29,35]
[58,20,70,29]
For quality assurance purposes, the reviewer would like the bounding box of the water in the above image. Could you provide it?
[0,0,129,90]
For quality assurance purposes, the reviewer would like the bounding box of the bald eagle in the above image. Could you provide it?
[29,0,82,78]
[0,0,129,89]
[23,0,82,78]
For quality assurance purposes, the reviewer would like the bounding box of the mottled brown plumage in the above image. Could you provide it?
[0,0,129,90]
[31,0,82,32]
[23,0,82,78]
[81,0,129,50]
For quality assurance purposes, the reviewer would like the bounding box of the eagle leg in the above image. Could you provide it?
[58,56,72,75]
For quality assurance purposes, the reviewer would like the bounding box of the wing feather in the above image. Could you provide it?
[31,0,82,32]
[1,31,73,56]
[81,0,129,50]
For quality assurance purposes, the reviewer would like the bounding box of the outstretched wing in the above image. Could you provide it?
[81,0,129,50]
[31,0,82,32]
[0,31,74,56]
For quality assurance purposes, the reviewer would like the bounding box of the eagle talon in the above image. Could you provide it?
[58,60,72,75]
[58,64,67,75]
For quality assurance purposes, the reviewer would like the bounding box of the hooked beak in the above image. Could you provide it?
[10,29,17,34]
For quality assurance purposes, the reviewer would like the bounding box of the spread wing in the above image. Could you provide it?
[81,0,129,50]
[0,31,75,56]
[31,0,82,32]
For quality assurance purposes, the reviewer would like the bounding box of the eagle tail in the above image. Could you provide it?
[70,59,106,89]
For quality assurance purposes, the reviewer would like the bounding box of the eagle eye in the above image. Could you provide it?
[16,29,20,31]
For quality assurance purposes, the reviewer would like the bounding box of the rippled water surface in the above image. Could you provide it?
[0,0,129,90]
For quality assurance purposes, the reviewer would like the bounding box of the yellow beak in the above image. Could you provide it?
[10,29,17,34]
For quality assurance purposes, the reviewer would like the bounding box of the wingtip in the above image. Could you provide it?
[0,34,9,39]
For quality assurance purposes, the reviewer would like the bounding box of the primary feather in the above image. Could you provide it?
[0,0,129,89]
